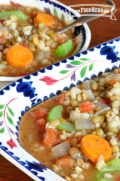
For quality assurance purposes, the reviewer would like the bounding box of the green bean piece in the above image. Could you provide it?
[0,11,29,20]
[94,159,120,181]
[47,105,76,132]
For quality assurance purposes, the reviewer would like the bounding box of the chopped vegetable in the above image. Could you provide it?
[6,45,33,67]
[85,90,95,101]
[110,79,118,86]
[56,155,75,166]
[43,128,61,146]
[57,93,65,105]
[47,105,76,131]
[30,109,48,119]
[79,101,95,112]
[94,102,109,109]
[94,159,120,181]
[51,142,70,158]
[94,107,110,116]
[54,40,74,59]
[105,74,120,84]
[36,118,46,126]
[81,135,112,163]
[83,80,91,90]
[34,13,55,26]
[70,111,89,122]
[58,38,68,45]
[75,119,94,130]
[0,11,29,19]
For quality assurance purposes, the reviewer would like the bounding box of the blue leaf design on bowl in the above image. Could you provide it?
[26,161,47,172]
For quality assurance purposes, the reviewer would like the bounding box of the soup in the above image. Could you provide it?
[19,68,120,181]
[0,4,76,77]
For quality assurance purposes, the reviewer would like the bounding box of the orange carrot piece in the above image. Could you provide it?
[79,101,94,112]
[30,109,48,119]
[34,13,55,26]
[43,128,61,146]
[58,38,68,45]
[56,155,75,166]
[36,118,46,126]
[6,45,33,67]
[110,79,117,86]
[57,94,65,105]
[118,133,120,141]
[81,135,112,163]
[59,118,66,123]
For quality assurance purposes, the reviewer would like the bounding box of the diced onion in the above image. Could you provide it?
[70,111,89,122]
[71,151,84,159]
[83,80,91,90]
[51,142,70,158]
[105,74,120,84]
[75,119,94,130]
[94,102,109,109]
[0,64,7,69]
[94,107,110,116]
[0,23,12,32]
[85,90,95,101]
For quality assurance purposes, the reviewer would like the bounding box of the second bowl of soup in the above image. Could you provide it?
[0,0,91,81]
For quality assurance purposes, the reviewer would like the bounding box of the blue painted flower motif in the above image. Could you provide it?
[16,82,37,99]
[100,46,119,63]
[100,46,115,55]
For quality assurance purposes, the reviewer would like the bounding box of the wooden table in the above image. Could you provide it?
[0,0,120,180]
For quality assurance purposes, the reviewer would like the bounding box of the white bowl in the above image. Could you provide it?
[0,37,120,181]
[0,0,91,82]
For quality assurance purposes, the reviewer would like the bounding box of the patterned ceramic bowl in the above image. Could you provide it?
[0,0,91,82]
[0,37,120,181]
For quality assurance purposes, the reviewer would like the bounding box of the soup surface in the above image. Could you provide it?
[19,68,120,181]
[0,5,76,77]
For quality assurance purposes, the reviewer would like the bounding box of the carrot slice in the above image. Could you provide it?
[79,101,94,112]
[57,94,65,105]
[81,135,112,163]
[34,13,55,26]
[43,128,61,146]
[56,155,75,166]
[6,45,33,67]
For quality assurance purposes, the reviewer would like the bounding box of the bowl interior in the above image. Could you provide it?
[0,37,120,181]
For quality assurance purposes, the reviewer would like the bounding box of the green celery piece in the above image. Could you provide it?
[94,159,120,181]
[47,105,76,132]
[54,40,74,59]
[0,11,29,20]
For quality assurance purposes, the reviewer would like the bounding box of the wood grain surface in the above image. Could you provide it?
[0,0,120,180]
